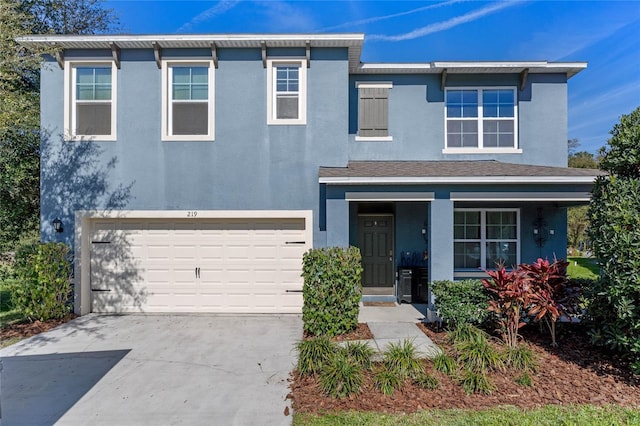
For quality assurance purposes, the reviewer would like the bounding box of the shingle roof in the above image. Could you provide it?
[319,161,603,182]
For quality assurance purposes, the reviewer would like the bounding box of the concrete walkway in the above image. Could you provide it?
[349,303,441,359]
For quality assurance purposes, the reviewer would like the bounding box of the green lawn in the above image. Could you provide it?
[567,256,599,279]
[293,405,640,426]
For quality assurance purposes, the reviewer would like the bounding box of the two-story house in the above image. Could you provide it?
[20,33,599,316]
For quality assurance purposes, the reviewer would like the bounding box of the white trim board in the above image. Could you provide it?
[319,176,598,184]
[345,192,435,201]
[450,192,592,202]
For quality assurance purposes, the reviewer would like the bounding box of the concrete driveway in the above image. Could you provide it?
[0,314,302,425]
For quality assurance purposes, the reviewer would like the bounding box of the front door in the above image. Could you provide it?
[357,214,394,289]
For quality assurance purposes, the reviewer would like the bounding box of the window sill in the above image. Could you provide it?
[67,135,116,142]
[162,135,215,142]
[442,148,523,154]
[355,136,393,142]
[267,120,307,126]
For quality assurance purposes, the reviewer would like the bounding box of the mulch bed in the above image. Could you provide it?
[304,323,374,341]
[363,302,397,307]
[1,314,77,342]
[290,322,640,413]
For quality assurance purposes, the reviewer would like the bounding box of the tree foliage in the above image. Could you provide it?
[0,0,118,250]
[568,151,599,169]
[587,106,640,373]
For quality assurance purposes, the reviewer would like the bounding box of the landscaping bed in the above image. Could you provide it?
[0,314,76,347]
[289,322,640,414]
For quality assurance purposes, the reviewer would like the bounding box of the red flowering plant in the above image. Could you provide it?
[481,267,532,348]
[520,258,577,346]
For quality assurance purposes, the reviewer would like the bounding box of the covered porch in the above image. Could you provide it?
[319,161,600,312]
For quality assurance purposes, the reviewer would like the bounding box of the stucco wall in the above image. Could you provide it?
[40,47,350,247]
[348,73,568,166]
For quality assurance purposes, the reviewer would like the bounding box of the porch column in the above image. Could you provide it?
[326,198,350,247]
[429,198,454,283]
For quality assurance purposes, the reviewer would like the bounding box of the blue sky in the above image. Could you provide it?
[106,0,640,154]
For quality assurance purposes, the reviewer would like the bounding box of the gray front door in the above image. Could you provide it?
[358,214,394,287]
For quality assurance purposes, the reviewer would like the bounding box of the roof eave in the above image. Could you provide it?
[318,176,599,184]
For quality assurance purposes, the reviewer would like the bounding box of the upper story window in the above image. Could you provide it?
[444,88,519,153]
[162,60,214,141]
[454,209,520,270]
[356,82,392,141]
[64,61,117,140]
[267,59,306,125]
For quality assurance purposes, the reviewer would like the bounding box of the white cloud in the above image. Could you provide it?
[177,0,241,33]
[319,0,464,31]
[368,1,520,42]
[257,1,317,33]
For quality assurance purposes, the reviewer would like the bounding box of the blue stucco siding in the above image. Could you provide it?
[348,73,569,167]
[39,47,350,247]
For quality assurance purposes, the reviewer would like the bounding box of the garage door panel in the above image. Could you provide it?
[90,216,307,313]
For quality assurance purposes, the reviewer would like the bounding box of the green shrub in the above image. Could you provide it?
[12,241,72,321]
[382,339,423,379]
[432,352,457,376]
[301,247,363,337]
[341,341,374,370]
[459,369,495,395]
[319,351,363,398]
[431,279,490,328]
[296,336,337,377]
[587,107,640,373]
[373,367,402,396]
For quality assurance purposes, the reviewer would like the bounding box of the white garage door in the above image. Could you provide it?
[89,217,308,313]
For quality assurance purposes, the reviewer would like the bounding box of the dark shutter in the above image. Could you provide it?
[358,87,389,137]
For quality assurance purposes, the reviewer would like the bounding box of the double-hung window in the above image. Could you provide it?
[356,82,392,141]
[267,59,306,125]
[64,61,117,140]
[162,60,214,141]
[445,88,518,152]
[454,209,520,270]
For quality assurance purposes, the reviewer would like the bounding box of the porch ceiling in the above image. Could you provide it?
[318,161,603,184]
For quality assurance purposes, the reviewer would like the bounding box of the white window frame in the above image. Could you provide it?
[64,60,117,141]
[161,59,215,141]
[355,81,393,141]
[267,58,307,125]
[443,87,521,154]
[453,208,520,270]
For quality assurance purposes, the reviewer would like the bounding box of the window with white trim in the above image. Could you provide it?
[267,59,306,125]
[454,209,519,270]
[445,88,517,150]
[356,82,392,140]
[64,61,117,140]
[162,60,214,141]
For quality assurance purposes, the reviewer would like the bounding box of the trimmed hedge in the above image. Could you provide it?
[301,246,363,337]
[432,279,490,328]
[12,241,72,321]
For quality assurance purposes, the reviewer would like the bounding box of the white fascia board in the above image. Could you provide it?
[433,61,548,68]
[345,192,435,201]
[450,192,592,202]
[18,33,365,45]
[319,176,598,184]
[358,63,433,70]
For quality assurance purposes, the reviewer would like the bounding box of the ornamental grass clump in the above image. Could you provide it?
[373,367,402,396]
[296,336,337,377]
[319,351,363,398]
[459,369,496,395]
[382,339,424,379]
[341,341,374,370]
[432,352,457,376]
[502,343,537,372]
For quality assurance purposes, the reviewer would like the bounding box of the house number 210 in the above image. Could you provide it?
[187,211,198,217]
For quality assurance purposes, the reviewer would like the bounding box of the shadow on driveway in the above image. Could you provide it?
[1,350,129,425]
